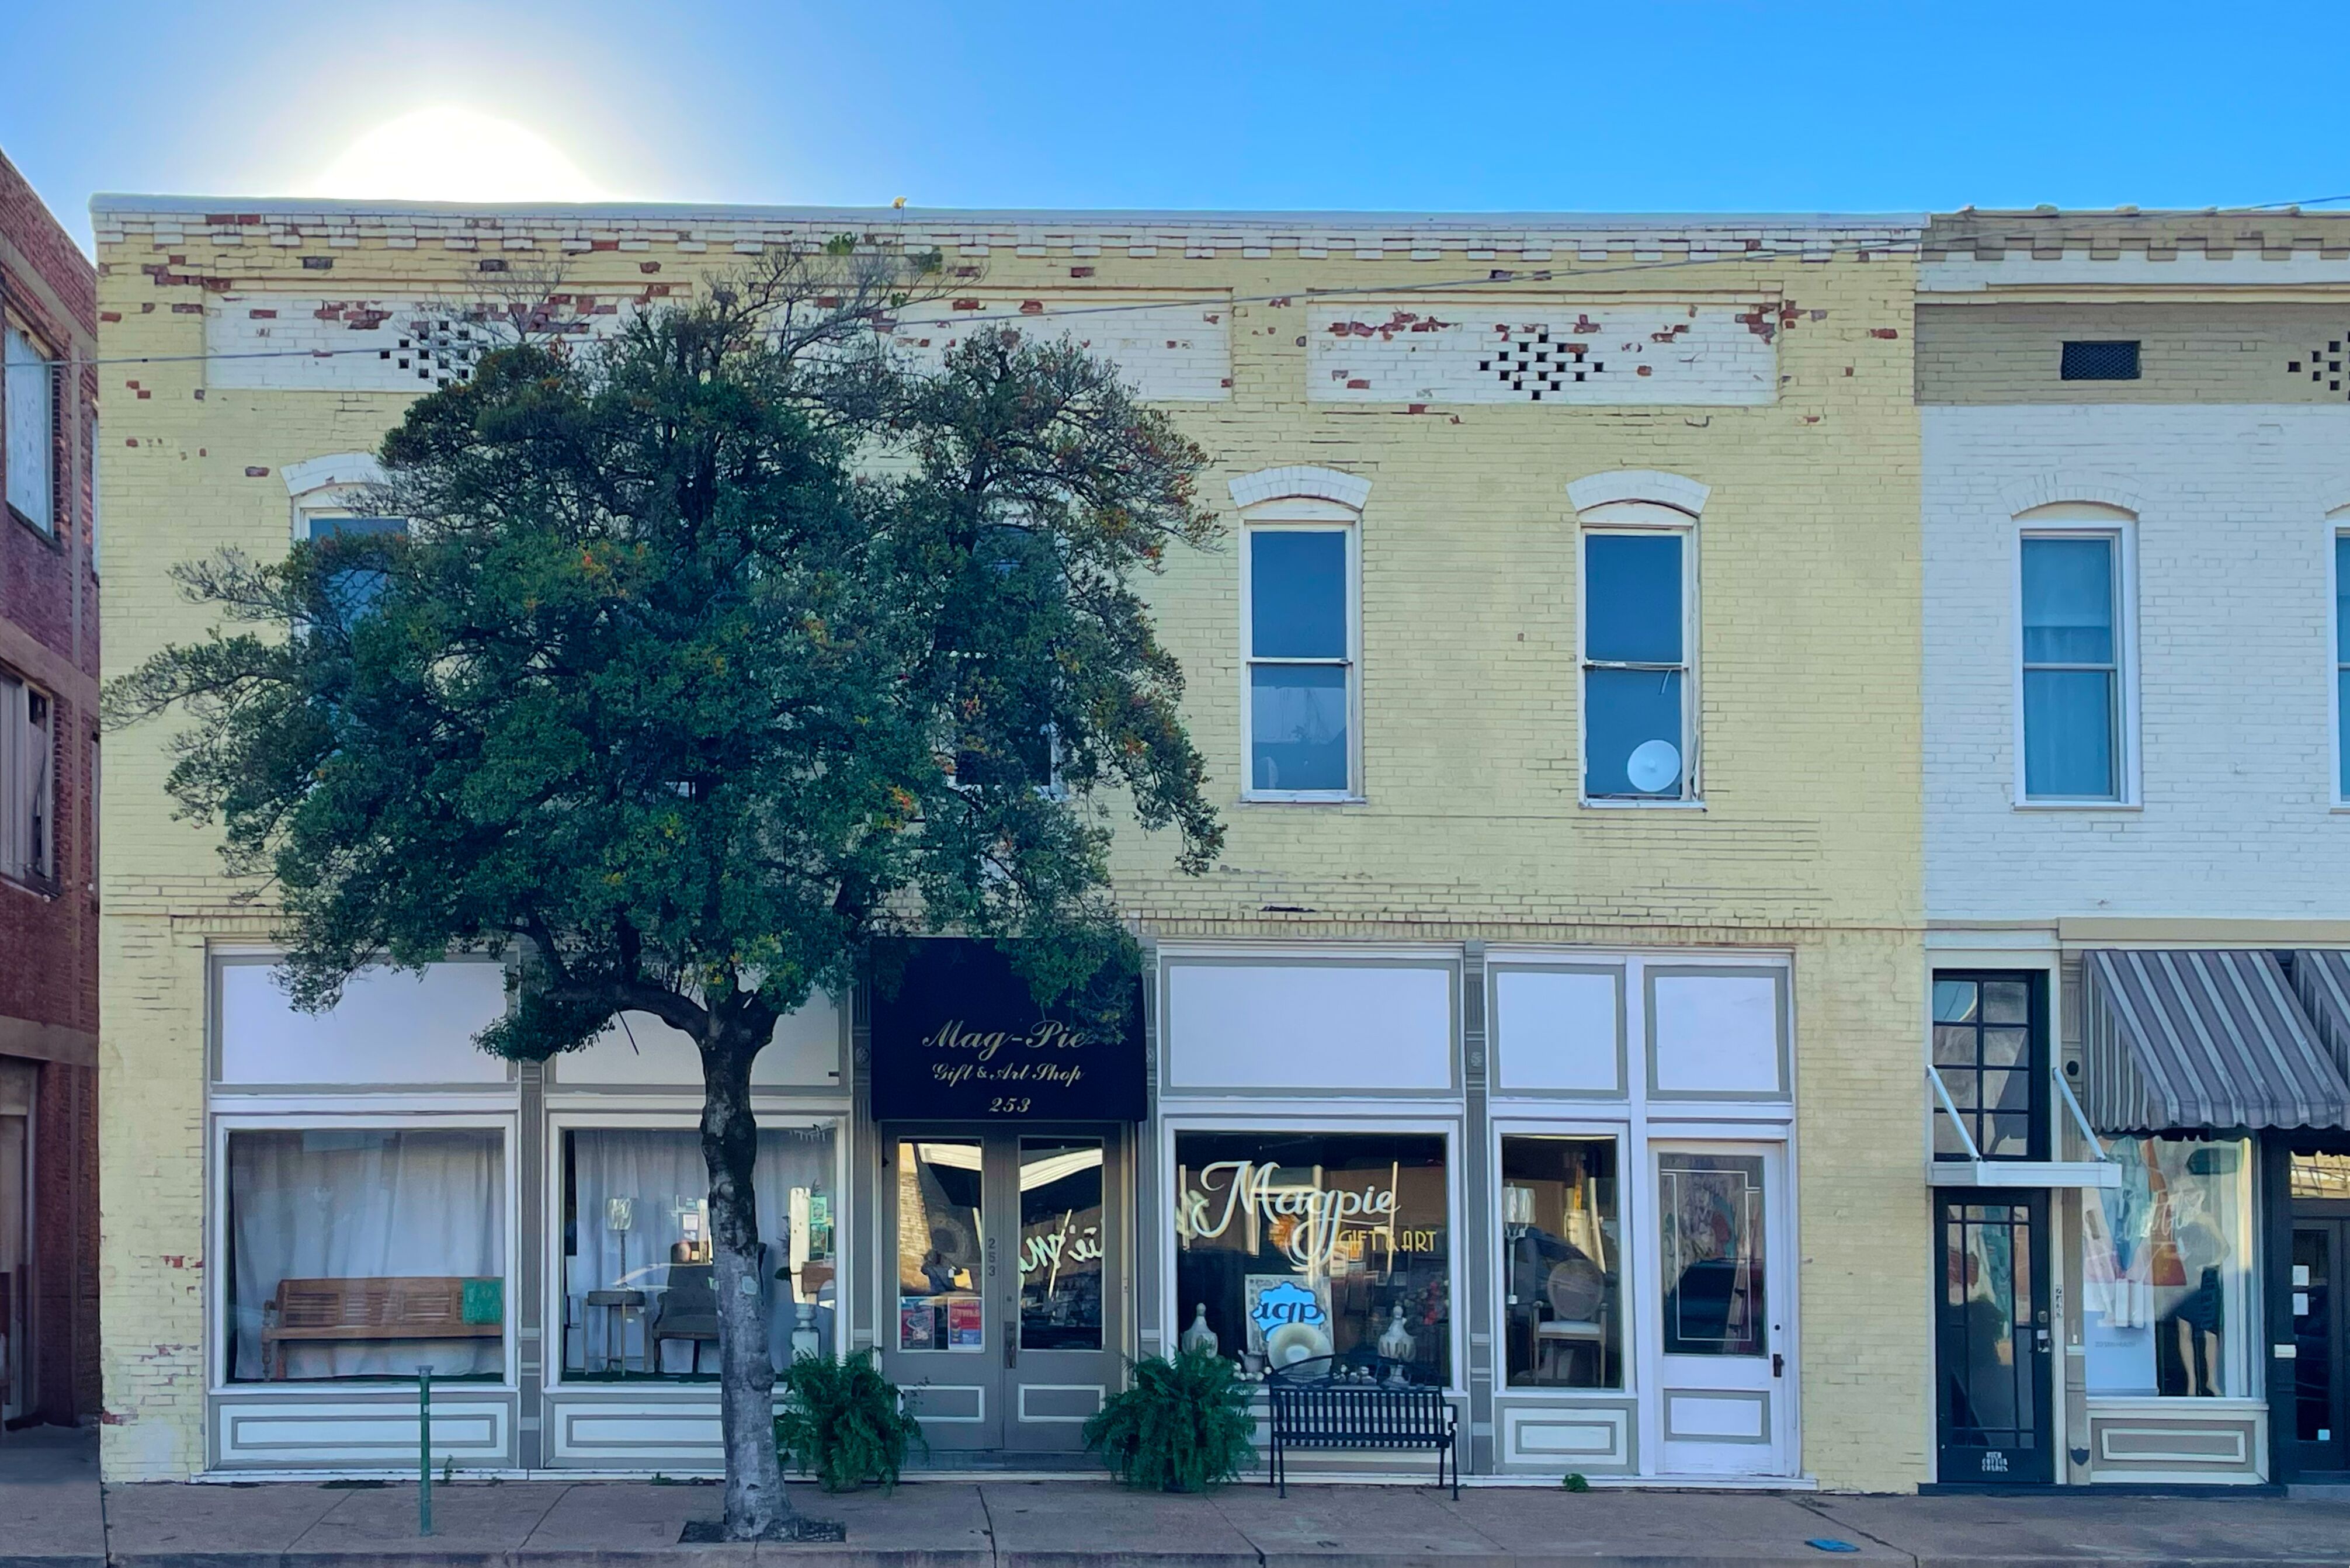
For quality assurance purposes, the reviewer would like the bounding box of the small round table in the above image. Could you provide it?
[584,1288,647,1375]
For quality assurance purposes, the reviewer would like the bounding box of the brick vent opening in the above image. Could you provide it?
[2060,341,2140,381]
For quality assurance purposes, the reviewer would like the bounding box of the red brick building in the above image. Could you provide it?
[0,147,98,1429]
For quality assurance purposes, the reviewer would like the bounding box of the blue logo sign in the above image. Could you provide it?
[1248,1280,1327,1340]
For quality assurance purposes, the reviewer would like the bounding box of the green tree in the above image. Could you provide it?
[108,254,1223,1538]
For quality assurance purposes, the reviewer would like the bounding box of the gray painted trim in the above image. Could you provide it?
[1495,1396,1640,1474]
[1643,966,1792,1102]
[1157,955,1462,1099]
[1487,962,1629,1099]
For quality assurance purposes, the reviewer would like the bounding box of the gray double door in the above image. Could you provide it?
[880,1127,1127,1454]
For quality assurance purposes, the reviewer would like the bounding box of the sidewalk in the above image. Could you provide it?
[11,1431,2350,1568]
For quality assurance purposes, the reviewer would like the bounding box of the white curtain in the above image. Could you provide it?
[567,1126,835,1373]
[228,1128,504,1381]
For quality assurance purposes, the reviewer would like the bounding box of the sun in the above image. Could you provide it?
[304,106,605,203]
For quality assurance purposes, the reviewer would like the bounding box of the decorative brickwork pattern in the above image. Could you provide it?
[1307,304,1778,405]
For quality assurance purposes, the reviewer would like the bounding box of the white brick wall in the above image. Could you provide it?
[1307,303,1776,405]
[1925,403,2350,919]
[884,295,1229,401]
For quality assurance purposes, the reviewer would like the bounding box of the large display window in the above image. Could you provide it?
[224,1126,508,1383]
[2081,1134,2253,1398]
[1172,1129,1450,1387]
[1501,1135,1622,1389]
[559,1123,838,1379]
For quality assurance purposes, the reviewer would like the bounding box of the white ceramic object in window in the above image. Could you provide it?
[1165,962,1452,1091]
[1492,967,1623,1094]
[217,961,512,1085]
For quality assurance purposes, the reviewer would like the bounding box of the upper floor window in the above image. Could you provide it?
[1930,971,2046,1161]
[2336,528,2349,802]
[287,455,403,625]
[1582,508,1696,802]
[0,669,54,887]
[2018,515,2131,804]
[1244,509,1356,798]
[4,320,58,535]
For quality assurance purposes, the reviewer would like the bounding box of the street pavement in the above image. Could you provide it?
[9,1429,2350,1568]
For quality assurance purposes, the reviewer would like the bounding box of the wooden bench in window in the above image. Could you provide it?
[261,1276,502,1380]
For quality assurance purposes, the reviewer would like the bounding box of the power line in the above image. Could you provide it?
[22,231,1919,371]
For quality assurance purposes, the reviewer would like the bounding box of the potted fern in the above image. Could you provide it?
[773,1351,926,1493]
[1082,1348,1256,1493]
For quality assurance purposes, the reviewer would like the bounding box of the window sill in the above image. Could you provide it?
[2012,800,2142,813]
[0,870,60,900]
[1239,793,1367,806]
[6,502,60,546]
[1581,797,1706,811]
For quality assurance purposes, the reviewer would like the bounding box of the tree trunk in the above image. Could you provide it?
[700,1033,794,1538]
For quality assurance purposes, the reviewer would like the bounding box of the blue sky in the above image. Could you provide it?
[3,1,2344,251]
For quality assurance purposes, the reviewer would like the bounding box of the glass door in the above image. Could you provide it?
[2293,1219,2347,1475]
[882,1131,1125,1456]
[1935,1192,2053,1484]
[1654,1143,1790,1475]
[886,1137,998,1449]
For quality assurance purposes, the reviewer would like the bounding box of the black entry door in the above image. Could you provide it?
[1936,1192,2053,1484]
[2293,1218,2348,1475]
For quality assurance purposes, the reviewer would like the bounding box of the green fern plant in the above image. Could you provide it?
[773,1351,926,1493]
[1082,1349,1256,1493]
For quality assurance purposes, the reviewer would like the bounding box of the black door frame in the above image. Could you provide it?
[1934,1188,2055,1485]
[2269,1132,2350,1483]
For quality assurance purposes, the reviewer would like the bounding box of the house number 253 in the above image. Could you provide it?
[988,1096,1032,1114]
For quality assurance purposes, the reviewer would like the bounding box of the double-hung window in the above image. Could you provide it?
[2336,528,2349,802]
[0,669,54,886]
[4,320,58,535]
[1244,518,1355,797]
[2019,528,2126,802]
[1582,515,1695,802]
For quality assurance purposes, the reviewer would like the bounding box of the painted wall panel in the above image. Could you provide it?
[1165,963,1452,1091]
[217,962,511,1085]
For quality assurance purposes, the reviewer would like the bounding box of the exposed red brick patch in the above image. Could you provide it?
[99,311,121,323]
[1869,327,1899,339]
[640,261,661,273]
[1071,266,1095,277]
[245,466,270,478]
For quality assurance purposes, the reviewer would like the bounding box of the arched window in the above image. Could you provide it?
[1572,478,1705,805]
[2014,503,2135,805]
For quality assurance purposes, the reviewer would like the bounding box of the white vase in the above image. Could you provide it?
[1377,1301,1416,1363]
[1179,1303,1219,1357]
[791,1302,822,1363]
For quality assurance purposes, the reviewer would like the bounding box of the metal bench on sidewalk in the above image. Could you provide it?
[1264,1355,1459,1498]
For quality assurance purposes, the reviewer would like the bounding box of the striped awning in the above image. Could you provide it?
[2082,949,2350,1133]
[2293,950,2350,1079]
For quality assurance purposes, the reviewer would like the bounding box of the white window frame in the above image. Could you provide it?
[1239,497,1362,803]
[1578,502,1700,807]
[206,1109,523,1394]
[2013,507,2139,808]
[1161,1112,1464,1395]
[542,1108,850,1390]
[0,667,54,888]
[2331,512,2349,809]
[2,315,58,536]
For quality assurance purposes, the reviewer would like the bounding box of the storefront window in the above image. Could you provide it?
[2081,1135,2251,1397]
[1020,1139,1105,1351]
[561,1125,836,1379]
[1173,1130,1450,1386]
[225,1127,506,1383]
[1501,1136,1621,1389]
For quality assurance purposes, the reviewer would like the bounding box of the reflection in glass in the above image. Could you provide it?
[1584,534,1684,664]
[1173,1130,1449,1385]
[897,1140,985,1352]
[560,1125,835,1379]
[1942,1201,2036,1454]
[1019,1139,1105,1351]
[1250,664,1349,792]
[2295,1226,2332,1442]
[1659,1153,1766,1357]
[2081,1135,2250,1397]
[1929,975,2039,1160]
[226,1128,505,1382]
[1502,1137,1620,1389]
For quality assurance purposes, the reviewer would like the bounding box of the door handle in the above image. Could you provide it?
[1771,1352,1784,1378]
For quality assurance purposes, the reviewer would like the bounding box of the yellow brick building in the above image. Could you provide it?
[94,199,1926,1489]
